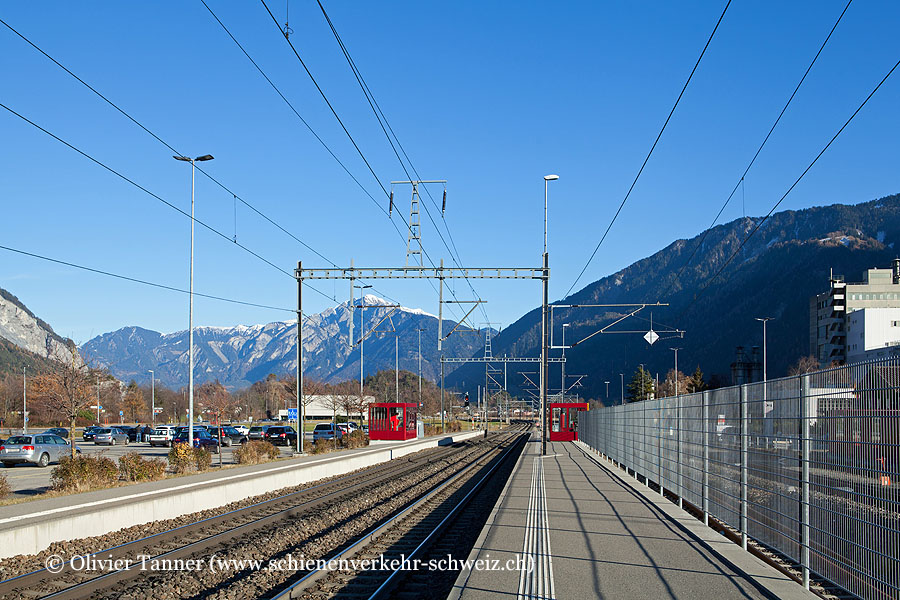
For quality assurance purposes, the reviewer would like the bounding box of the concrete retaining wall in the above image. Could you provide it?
[0,431,483,559]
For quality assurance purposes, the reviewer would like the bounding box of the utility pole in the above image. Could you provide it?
[620,373,624,405]
[22,367,26,434]
[541,174,558,455]
[417,327,425,410]
[149,370,155,427]
[395,335,399,404]
[97,376,101,424]
[297,260,304,454]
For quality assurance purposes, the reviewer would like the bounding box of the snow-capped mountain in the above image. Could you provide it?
[81,295,487,389]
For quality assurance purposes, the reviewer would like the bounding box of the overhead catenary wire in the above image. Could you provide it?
[0,244,298,313]
[662,0,853,298]
[676,54,900,320]
[563,0,732,300]
[0,14,394,305]
[0,101,346,305]
[313,0,490,324]
[256,0,473,323]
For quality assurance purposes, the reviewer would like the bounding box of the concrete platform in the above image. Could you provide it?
[0,431,482,559]
[449,435,817,600]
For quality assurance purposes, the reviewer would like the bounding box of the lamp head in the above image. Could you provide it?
[195,155,214,162]
[544,174,559,181]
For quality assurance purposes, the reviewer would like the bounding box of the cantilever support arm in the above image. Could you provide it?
[570,305,647,348]
[441,301,485,341]
[353,307,399,346]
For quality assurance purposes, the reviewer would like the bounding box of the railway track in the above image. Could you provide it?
[272,428,529,600]
[0,425,529,600]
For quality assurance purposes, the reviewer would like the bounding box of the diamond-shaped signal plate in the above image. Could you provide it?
[644,329,659,345]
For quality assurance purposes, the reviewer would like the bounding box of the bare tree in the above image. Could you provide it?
[30,351,99,458]
[789,355,820,376]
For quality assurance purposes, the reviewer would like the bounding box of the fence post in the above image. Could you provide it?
[677,394,683,509]
[801,374,810,590]
[659,401,664,497]
[741,383,749,551]
[703,390,710,527]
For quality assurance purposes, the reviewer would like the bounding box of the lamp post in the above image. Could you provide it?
[620,373,624,405]
[604,380,610,402]
[174,153,214,444]
[417,327,425,410]
[354,284,372,414]
[541,173,558,456]
[756,317,774,431]
[149,370,155,427]
[22,367,27,434]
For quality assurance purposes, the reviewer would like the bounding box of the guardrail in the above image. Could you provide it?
[578,356,900,600]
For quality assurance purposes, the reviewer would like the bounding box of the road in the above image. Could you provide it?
[0,436,312,498]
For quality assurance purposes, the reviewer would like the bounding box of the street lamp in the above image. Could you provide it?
[149,370,155,427]
[620,373,624,405]
[541,173,558,456]
[174,153,214,444]
[604,380,610,401]
[355,284,372,410]
[756,317,774,430]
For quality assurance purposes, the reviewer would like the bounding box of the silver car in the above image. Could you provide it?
[94,427,130,445]
[1,434,78,467]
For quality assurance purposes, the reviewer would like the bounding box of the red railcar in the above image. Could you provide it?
[368,402,418,441]
[549,402,589,442]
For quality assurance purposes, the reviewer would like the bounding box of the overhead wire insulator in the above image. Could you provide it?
[389,189,394,216]
[442,189,447,215]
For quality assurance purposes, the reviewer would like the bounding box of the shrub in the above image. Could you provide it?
[0,473,10,499]
[194,448,212,472]
[342,430,368,449]
[168,443,213,473]
[50,455,118,492]
[168,442,194,474]
[118,452,166,482]
[233,440,279,465]
[424,420,462,436]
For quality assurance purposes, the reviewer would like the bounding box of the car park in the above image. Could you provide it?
[82,426,102,442]
[148,426,177,447]
[248,425,271,440]
[264,426,298,446]
[94,427,130,445]
[207,426,248,447]
[312,423,343,441]
[173,429,220,453]
[41,427,69,439]
[0,434,77,467]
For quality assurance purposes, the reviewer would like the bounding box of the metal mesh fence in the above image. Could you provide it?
[578,356,900,600]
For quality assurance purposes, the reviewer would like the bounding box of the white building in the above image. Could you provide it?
[810,261,900,365]
[845,308,900,363]
[278,395,374,421]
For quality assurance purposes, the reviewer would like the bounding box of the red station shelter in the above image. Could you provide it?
[368,402,418,441]
[548,401,589,441]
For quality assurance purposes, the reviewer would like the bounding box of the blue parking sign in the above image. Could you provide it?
[288,408,298,420]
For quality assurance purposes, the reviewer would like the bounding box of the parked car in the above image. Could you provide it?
[41,427,69,439]
[119,426,142,443]
[248,425,272,441]
[94,427,130,445]
[228,424,250,436]
[148,426,178,447]
[207,426,248,447]
[312,423,343,441]
[1,434,78,467]
[173,429,220,453]
[264,426,298,446]
[82,426,102,442]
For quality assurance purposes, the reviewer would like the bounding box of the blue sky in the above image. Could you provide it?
[2,1,899,344]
